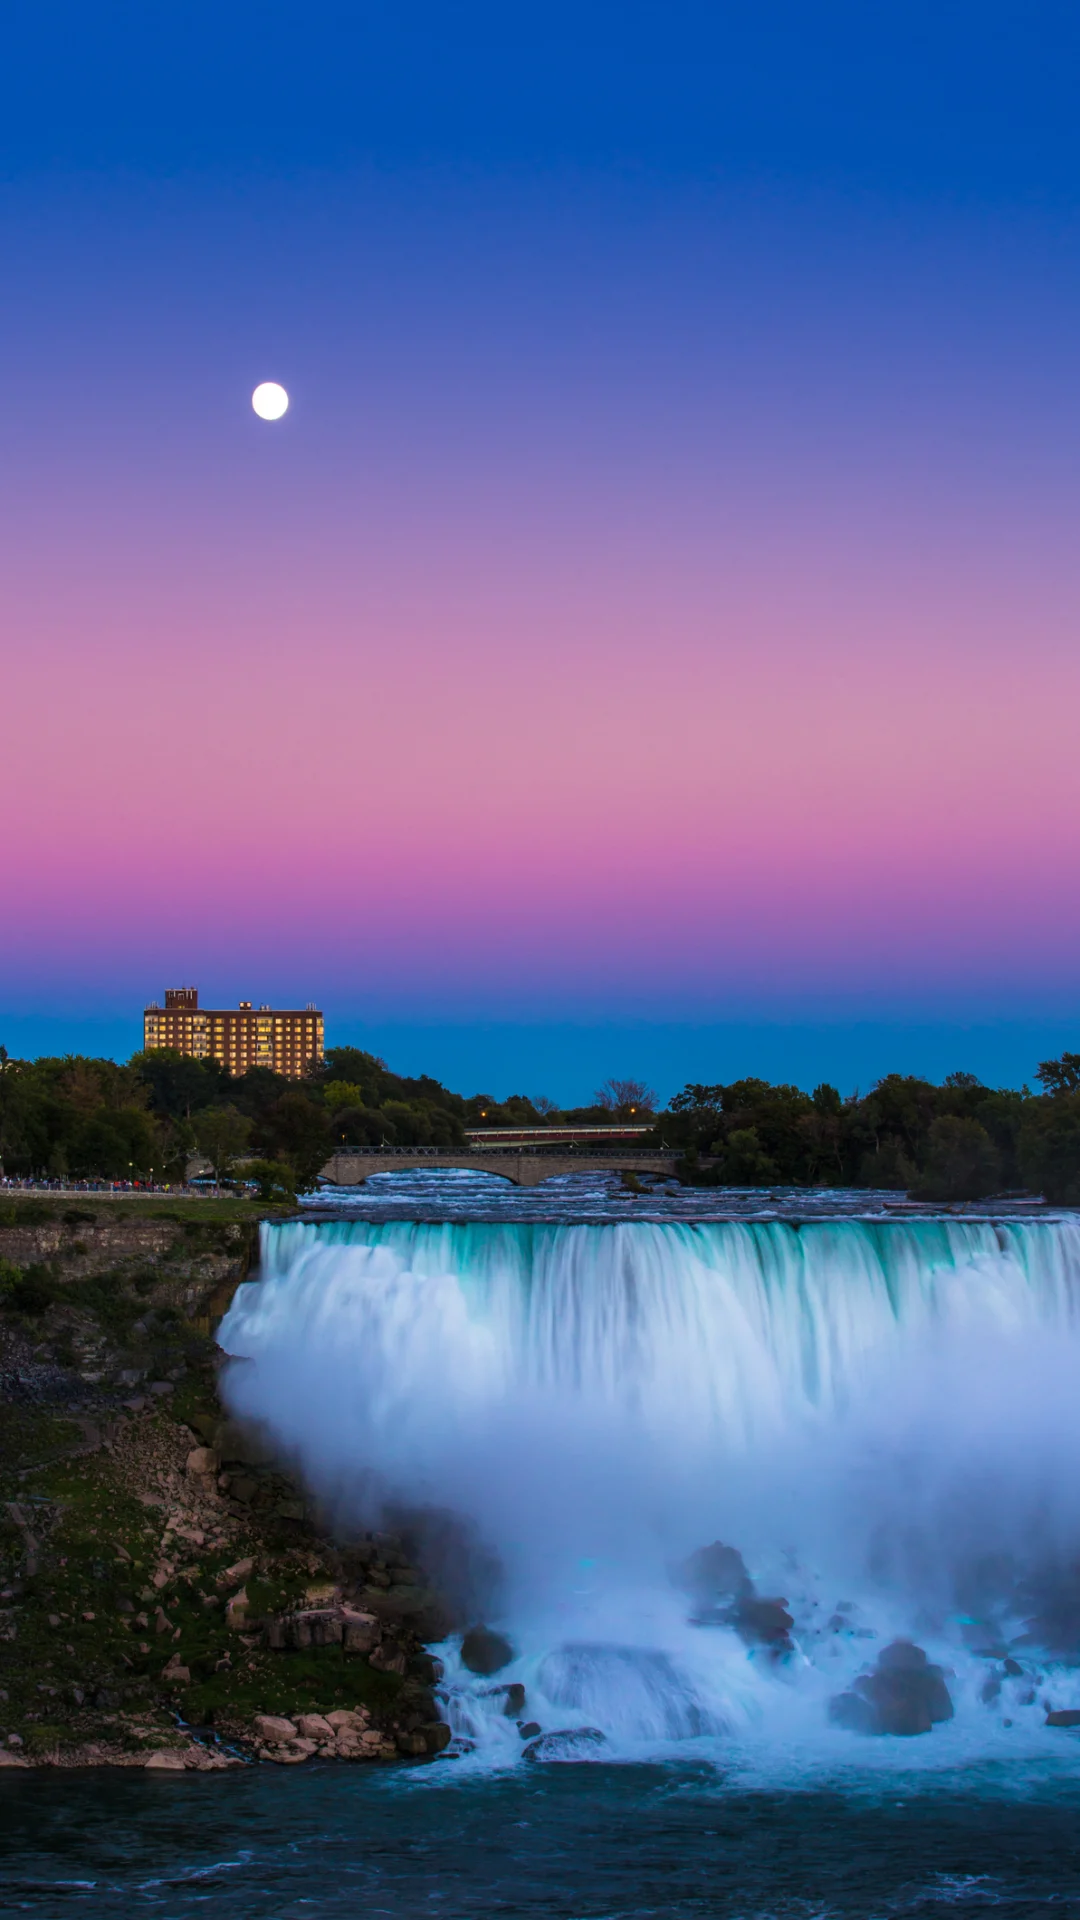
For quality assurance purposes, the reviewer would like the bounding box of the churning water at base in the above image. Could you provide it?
[9,1762,1080,1917]
[220,1209,1080,1785]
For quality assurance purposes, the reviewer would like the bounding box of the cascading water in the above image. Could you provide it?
[220,1212,1080,1776]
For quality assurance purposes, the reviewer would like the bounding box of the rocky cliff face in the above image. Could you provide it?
[0,1200,452,1772]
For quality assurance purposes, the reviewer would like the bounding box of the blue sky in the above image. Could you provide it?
[3,2,1079,1099]
[5,2,1078,194]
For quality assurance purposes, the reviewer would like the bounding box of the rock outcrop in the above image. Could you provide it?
[0,1198,455,1772]
[677,1540,794,1654]
[460,1625,515,1676]
[830,1640,954,1736]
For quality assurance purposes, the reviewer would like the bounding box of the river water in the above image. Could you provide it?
[6,1173,1080,1918]
[5,1760,1080,1916]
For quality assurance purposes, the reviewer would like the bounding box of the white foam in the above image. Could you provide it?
[220,1215,1080,1777]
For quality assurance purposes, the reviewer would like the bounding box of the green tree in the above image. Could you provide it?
[328,1104,397,1146]
[69,1106,159,1180]
[858,1137,918,1190]
[1035,1054,1080,1097]
[913,1116,1001,1201]
[1019,1095,1080,1204]
[322,1081,366,1112]
[315,1048,466,1122]
[194,1106,252,1182]
[157,1116,198,1184]
[669,1084,725,1115]
[381,1100,432,1146]
[230,1067,290,1119]
[812,1083,843,1116]
[712,1126,779,1186]
[134,1048,230,1118]
[252,1092,333,1190]
[242,1158,298,1205]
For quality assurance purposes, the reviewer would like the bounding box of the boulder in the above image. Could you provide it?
[296,1713,334,1739]
[677,1541,793,1652]
[341,1608,380,1654]
[828,1690,878,1735]
[185,1447,218,1477]
[359,1585,452,1641]
[145,1750,187,1769]
[732,1595,795,1653]
[830,1641,954,1737]
[264,1608,346,1651]
[460,1625,515,1676]
[369,1641,408,1675]
[225,1588,249,1631]
[254,1714,298,1742]
[523,1727,607,1762]
[295,1608,343,1649]
[1046,1709,1080,1728]
[409,1652,444,1685]
[484,1682,527,1716]
[326,1708,368,1730]
[216,1557,255,1590]
[518,1720,542,1739]
[397,1680,438,1722]
[213,1419,277,1468]
[676,1541,753,1606]
[422,1721,453,1753]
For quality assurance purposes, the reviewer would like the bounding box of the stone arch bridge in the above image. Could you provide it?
[321,1149,681,1189]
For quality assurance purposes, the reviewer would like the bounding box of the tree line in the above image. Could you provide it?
[0,1050,659,1201]
[0,1044,1077,1204]
[659,1056,1080,1202]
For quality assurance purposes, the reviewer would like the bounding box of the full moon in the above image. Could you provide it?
[252,381,289,420]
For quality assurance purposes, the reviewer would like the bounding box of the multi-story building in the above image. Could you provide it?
[143,988,324,1079]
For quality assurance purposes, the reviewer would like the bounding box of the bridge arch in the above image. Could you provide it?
[321,1150,680,1189]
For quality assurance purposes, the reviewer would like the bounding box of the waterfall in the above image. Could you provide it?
[220,1215,1080,1770]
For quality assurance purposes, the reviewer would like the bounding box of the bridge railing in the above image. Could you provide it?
[463,1126,653,1145]
[326,1145,676,1158]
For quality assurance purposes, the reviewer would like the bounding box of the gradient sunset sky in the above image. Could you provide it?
[3,2,1079,1098]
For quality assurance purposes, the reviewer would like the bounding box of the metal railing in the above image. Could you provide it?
[327,1144,676,1158]
[463,1125,653,1144]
